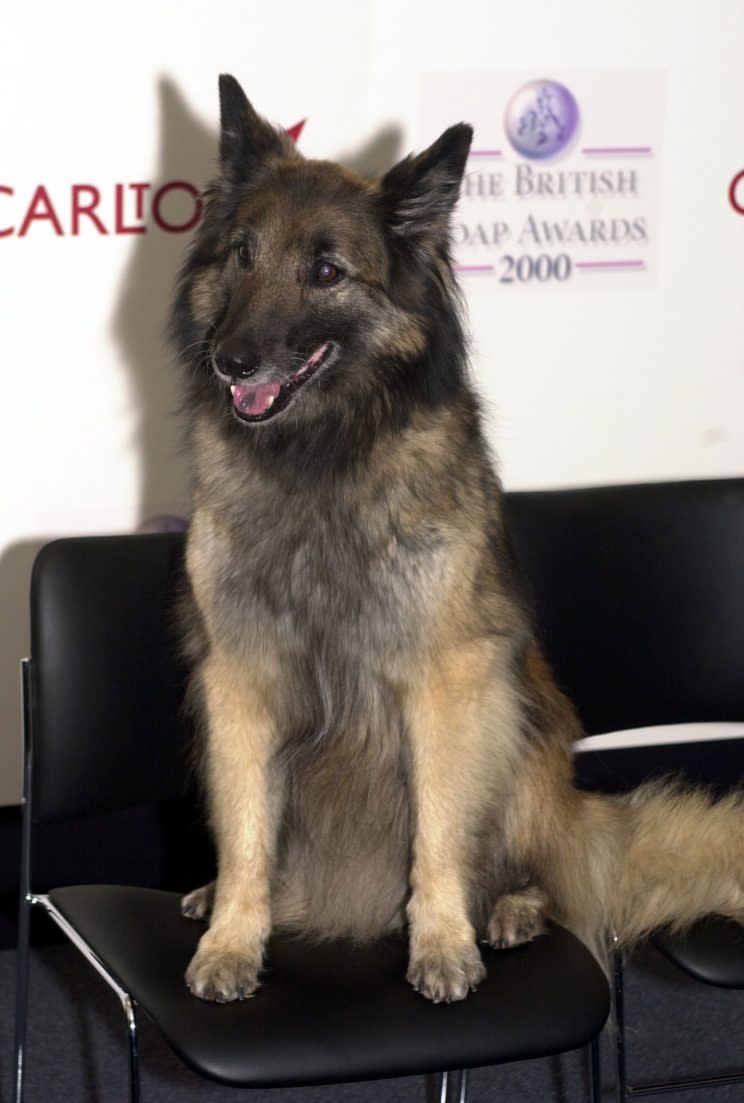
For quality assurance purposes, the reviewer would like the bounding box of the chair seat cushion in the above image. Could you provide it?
[48,885,608,1087]
[653,917,744,988]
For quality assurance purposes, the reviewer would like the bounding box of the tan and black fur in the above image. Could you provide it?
[172,75,744,1004]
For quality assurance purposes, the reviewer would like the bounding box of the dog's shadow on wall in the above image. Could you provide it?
[112,76,404,530]
[0,79,404,857]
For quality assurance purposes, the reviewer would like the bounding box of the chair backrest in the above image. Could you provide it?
[504,479,744,736]
[28,480,744,821]
[29,533,190,823]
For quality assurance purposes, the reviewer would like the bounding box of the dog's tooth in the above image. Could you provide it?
[265,394,275,409]
[230,384,236,395]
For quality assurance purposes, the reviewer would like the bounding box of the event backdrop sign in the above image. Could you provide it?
[1,0,743,806]
[420,72,664,290]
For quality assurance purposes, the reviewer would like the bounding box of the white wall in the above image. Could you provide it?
[1,0,742,804]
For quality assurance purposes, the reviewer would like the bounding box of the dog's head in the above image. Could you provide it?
[172,75,472,442]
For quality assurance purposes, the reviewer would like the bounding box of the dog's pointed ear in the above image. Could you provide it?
[380,124,473,246]
[218,74,293,180]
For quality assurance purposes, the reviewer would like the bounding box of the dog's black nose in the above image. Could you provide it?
[214,348,260,380]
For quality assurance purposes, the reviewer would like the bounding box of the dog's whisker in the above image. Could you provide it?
[180,339,213,360]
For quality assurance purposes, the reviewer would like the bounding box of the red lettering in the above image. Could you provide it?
[18,186,63,237]
[115,183,146,234]
[0,186,14,237]
[71,185,107,235]
[130,182,150,221]
[152,181,202,233]
[729,170,744,215]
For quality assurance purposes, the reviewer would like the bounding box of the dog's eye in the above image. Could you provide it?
[315,261,340,285]
[235,243,251,268]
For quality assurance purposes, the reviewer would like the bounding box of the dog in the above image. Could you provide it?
[171,74,744,1003]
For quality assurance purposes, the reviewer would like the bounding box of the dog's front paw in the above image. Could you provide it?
[407,941,486,1003]
[487,887,547,949]
[181,881,215,921]
[185,943,263,1002]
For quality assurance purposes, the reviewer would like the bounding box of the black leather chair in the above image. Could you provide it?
[505,478,744,1101]
[14,532,609,1103]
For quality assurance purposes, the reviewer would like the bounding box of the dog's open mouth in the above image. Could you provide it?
[230,342,332,422]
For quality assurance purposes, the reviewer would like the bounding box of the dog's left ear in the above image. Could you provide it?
[218,74,294,182]
[380,124,473,247]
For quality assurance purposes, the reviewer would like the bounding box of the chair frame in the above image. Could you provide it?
[613,943,744,1101]
[14,658,144,1103]
[14,654,601,1103]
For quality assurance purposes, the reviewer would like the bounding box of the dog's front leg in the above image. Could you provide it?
[404,644,498,1003]
[185,652,280,1002]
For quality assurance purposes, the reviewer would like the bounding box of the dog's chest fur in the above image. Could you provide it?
[189,425,456,695]
[186,424,466,937]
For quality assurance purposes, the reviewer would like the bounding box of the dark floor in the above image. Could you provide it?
[1,940,743,1103]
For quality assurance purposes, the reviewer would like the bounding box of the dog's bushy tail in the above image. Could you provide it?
[549,779,744,956]
[603,780,744,944]
[515,651,744,955]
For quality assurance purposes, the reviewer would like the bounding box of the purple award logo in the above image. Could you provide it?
[504,80,579,160]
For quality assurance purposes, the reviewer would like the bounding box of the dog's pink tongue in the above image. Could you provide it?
[232,382,281,417]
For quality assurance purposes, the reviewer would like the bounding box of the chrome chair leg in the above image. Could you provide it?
[590,1035,601,1103]
[440,1071,449,1103]
[13,892,32,1103]
[31,893,142,1103]
[613,948,627,1103]
[460,1069,469,1103]
[120,993,141,1103]
[441,1069,468,1103]
[15,660,34,1103]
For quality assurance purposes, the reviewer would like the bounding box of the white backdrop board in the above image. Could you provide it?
[1,0,743,804]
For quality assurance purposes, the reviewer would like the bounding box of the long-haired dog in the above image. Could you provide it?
[171,74,744,1003]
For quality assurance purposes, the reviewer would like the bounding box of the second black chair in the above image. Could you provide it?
[506,477,744,1101]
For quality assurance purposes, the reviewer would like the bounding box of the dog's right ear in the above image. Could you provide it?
[218,74,291,182]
